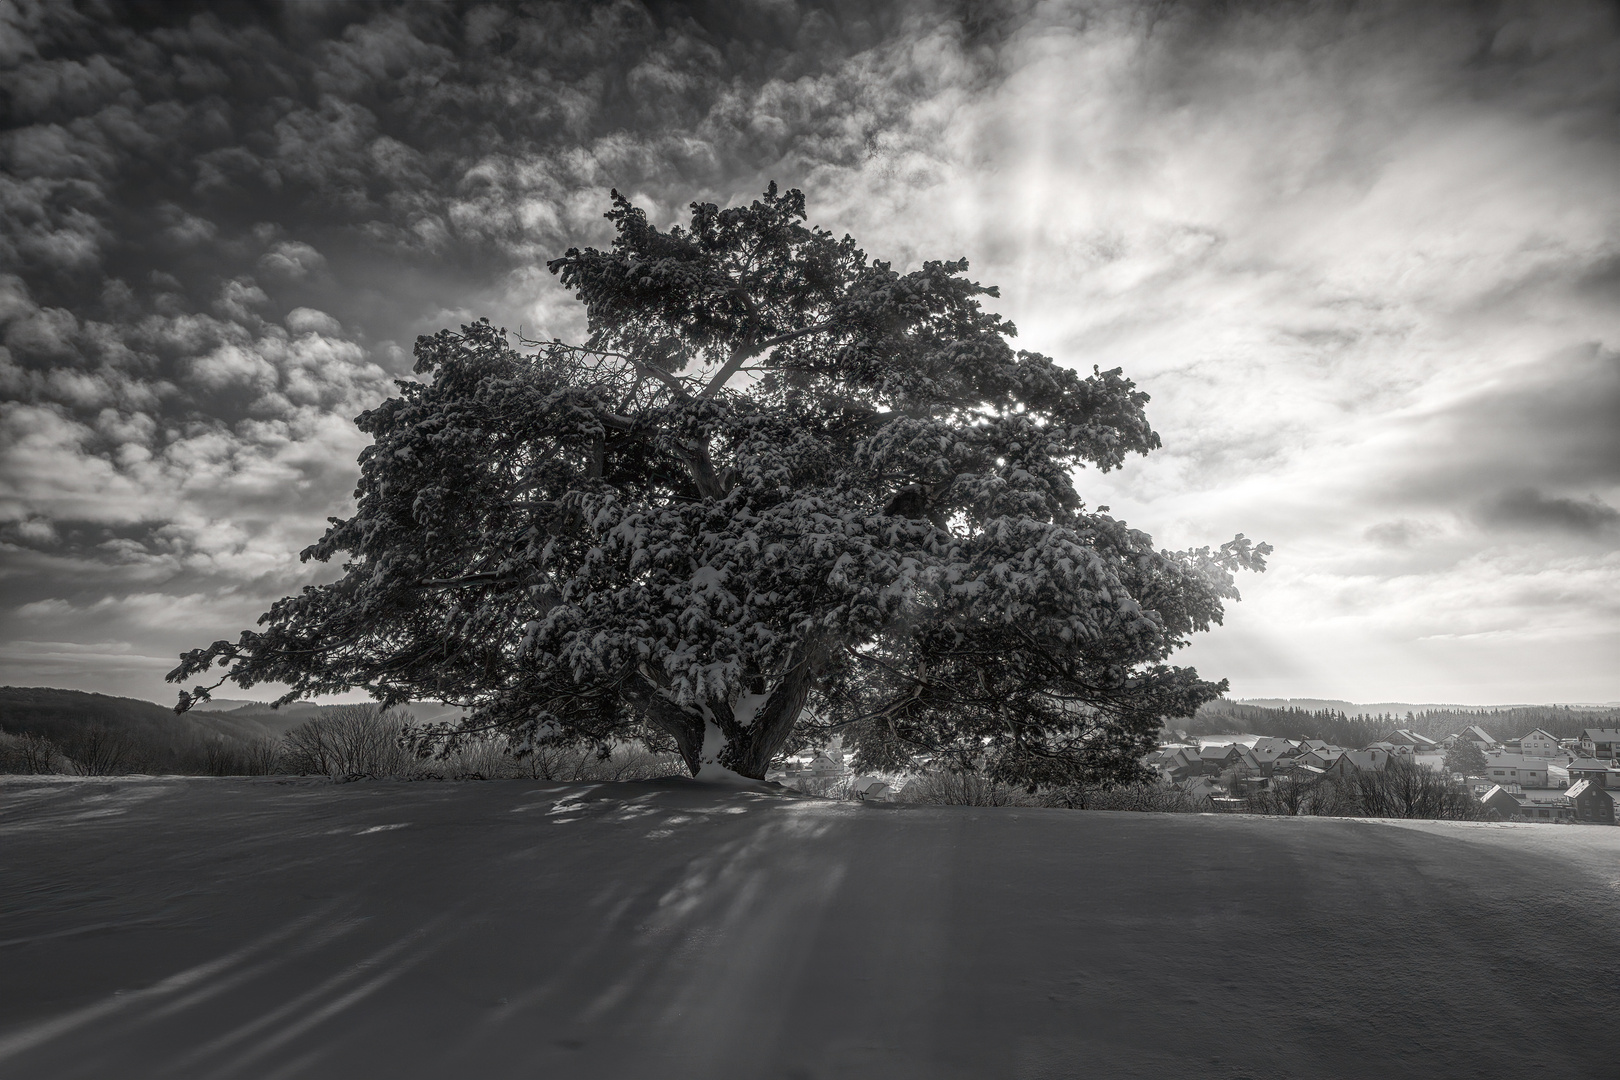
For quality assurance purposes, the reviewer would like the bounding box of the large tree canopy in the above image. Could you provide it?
[171,185,1268,784]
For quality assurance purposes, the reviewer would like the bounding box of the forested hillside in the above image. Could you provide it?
[1398,706,1619,741]
[0,686,289,774]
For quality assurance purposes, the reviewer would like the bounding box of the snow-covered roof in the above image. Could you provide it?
[1485,754,1546,769]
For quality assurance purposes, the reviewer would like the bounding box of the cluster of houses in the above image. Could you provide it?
[1146,726,1620,824]
[763,725,1620,821]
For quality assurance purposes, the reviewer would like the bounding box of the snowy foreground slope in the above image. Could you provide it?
[2,779,1617,1080]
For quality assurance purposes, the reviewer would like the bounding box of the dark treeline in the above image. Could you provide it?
[1176,701,1385,747]
[1401,706,1619,742]
[1178,699,1620,747]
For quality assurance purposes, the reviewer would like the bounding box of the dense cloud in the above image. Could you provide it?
[1,0,1616,703]
[1480,488,1620,537]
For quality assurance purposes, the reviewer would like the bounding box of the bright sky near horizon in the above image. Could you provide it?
[1,1,1616,707]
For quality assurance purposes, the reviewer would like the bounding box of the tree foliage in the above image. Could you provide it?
[171,185,1267,783]
[1442,738,1489,777]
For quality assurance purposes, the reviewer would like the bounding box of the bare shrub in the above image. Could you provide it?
[1337,761,1483,820]
[902,770,1026,807]
[65,725,136,776]
[510,740,682,782]
[192,736,285,776]
[282,705,425,780]
[437,735,513,780]
[1244,772,1328,816]
[786,774,854,799]
[1041,783,1213,813]
[0,730,66,774]
[1247,763,1483,820]
[240,737,286,775]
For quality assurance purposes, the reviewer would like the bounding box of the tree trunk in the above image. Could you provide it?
[716,661,814,779]
[625,654,818,781]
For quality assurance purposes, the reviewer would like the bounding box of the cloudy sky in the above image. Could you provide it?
[2,0,1616,708]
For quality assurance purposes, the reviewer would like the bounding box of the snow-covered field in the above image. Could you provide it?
[2,777,1617,1079]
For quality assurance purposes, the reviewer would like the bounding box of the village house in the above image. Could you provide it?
[1218,746,1266,788]
[1141,748,1173,769]
[1484,753,1551,789]
[1516,729,1563,759]
[1294,747,1345,771]
[1197,743,1244,775]
[1231,774,1272,796]
[1441,725,1498,751]
[1248,737,1299,769]
[1566,779,1618,825]
[1566,759,1620,789]
[1478,784,1574,823]
[1517,789,1576,822]
[1385,729,1440,754]
[1479,784,1524,820]
[808,750,846,777]
[1323,749,1391,779]
[770,748,851,791]
[1159,747,1201,780]
[1579,728,1620,762]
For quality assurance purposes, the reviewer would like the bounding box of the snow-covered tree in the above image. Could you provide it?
[170,185,1268,785]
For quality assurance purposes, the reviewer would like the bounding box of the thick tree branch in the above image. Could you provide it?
[698,320,836,400]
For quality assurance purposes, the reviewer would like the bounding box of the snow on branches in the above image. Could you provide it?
[170,184,1268,784]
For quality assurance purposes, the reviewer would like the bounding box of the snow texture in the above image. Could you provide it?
[3,776,1617,1079]
[692,717,758,786]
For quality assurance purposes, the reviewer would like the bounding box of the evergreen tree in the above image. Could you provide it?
[1443,738,1489,777]
[170,185,1267,784]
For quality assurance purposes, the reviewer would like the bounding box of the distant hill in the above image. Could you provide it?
[197,699,466,737]
[197,701,326,738]
[0,686,472,775]
[186,697,316,714]
[0,686,289,773]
